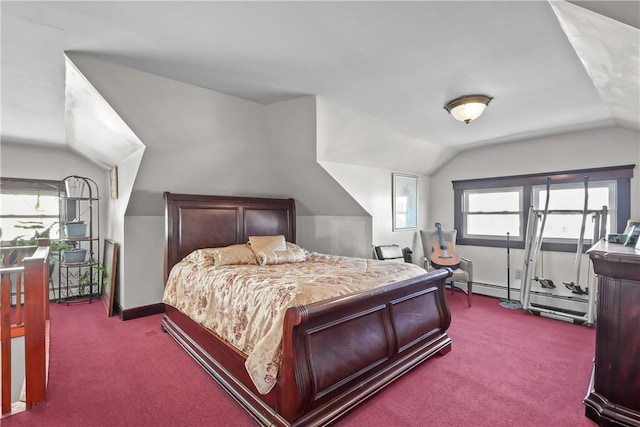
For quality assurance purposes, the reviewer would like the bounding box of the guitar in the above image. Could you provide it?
[430,222,461,270]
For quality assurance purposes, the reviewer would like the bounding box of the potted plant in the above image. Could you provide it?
[5,219,60,259]
[61,242,87,264]
[78,259,106,295]
[0,222,77,299]
[64,221,87,238]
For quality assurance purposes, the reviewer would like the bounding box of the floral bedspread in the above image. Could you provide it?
[162,252,427,394]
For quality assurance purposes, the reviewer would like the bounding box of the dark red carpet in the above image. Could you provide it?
[4,292,596,426]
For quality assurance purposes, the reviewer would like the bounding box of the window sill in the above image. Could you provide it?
[457,237,597,253]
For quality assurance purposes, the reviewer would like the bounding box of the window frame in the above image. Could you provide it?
[453,165,634,252]
[462,186,523,241]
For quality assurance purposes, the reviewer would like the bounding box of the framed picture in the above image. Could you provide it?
[392,173,418,231]
[101,239,119,317]
[109,166,118,200]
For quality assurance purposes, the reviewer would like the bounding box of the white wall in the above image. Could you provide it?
[297,215,372,258]
[316,97,434,264]
[67,55,371,309]
[320,162,428,263]
[108,148,145,306]
[430,126,639,305]
[122,216,165,308]
[264,97,371,259]
[0,143,106,191]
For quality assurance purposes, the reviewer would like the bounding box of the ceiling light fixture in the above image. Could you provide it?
[444,94,493,124]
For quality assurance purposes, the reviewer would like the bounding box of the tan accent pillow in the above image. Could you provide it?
[183,248,218,264]
[248,235,287,254]
[285,242,302,251]
[256,247,307,265]
[214,244,258,265]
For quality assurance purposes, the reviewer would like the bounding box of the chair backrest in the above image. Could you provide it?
[374,244,405,262]
[420,229,457,256]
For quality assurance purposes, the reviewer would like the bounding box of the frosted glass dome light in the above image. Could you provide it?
[444,95,493,124]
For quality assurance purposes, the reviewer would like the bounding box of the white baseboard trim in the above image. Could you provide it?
[470,282,590,314]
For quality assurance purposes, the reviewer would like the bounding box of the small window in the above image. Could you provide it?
[0,179,61,244]
[533,181,615,242]
[463,187,522,240]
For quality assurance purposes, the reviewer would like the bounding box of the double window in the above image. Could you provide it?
[453,165,633,252]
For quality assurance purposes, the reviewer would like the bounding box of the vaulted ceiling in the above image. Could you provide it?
[1,1,638,153]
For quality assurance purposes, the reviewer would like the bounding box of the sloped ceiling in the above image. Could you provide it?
[1,1,638,161]
[65,55,145,169]
[552,1,639,131]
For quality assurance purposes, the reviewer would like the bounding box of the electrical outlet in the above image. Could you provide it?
[515,269,522,279]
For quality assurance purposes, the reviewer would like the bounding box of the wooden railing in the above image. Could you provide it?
[1,245,36,332]
[0,242,49,416]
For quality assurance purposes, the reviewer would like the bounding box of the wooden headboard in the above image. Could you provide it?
[163,192,296,281]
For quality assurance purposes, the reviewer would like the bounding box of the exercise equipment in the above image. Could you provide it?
[563,177,589,296]
[520,178,551,311]
[519,177,606,326]
[534,251,555,289]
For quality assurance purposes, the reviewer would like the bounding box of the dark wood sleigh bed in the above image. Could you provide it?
[161,192,453,426]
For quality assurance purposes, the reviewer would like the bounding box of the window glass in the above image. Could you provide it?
[536,186,611,211]
[464,188,521,239]
[533,181,614,241]
[467,213,520,236]
[0,187,60,243]
[468,190,520,211]
[395,196,409,228]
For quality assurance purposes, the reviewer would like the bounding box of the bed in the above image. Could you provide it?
[161,192,452,427]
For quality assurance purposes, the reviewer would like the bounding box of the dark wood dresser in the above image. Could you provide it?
[586,240,640,427]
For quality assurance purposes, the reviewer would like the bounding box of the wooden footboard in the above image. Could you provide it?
[162,268,452,427]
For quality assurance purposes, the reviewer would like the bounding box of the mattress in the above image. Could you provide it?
[163,249,426,394]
